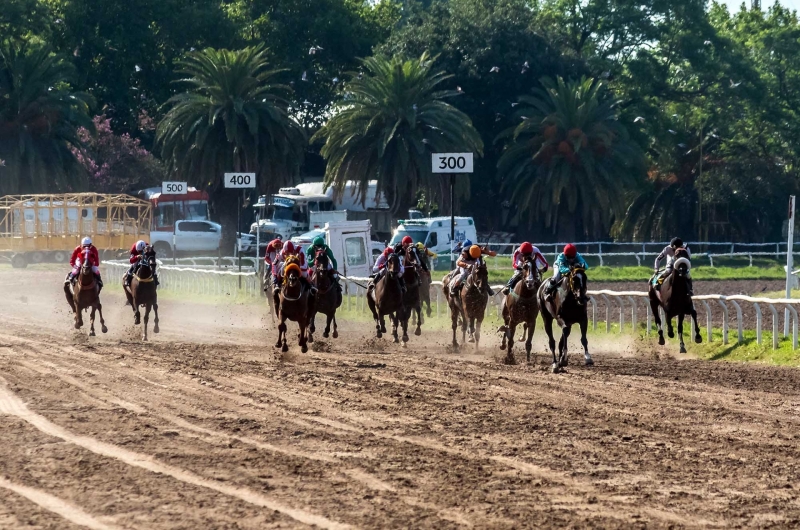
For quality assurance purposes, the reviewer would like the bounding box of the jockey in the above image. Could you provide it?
[309,236,342,292]
[371,246,406,292]
[393,236,429,274]
[66,236,103,291]
[654,237,693,295]
[544,243,588,303]
[124,240,159,287]
[273,241,314,294]
[502,242,548,295]
[450,244,496,296]
[415,241,437,271]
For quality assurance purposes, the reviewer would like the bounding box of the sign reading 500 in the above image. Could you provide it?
[224,173,256,189]
[431,153,474,174]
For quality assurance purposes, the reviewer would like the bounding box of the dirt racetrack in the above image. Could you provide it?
[1,268,800,529]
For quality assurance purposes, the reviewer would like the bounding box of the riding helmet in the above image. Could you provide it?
[462,239,472,248]
[469,245,482,259]
[270,239,283,250]
[383,246,393,257]
[520,242,533,254]
[81,236,92,246]
[670,237,683,248]
[312,236,326,247]
[135,240,146,252]
[564,243,577,258]
[283,241,295,254]
[402,235,413,246]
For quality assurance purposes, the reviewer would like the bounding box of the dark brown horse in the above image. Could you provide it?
[275,256,314,353]
[367,253,407,344]
[309,250,342,340]
[64,250,107,336]
[649,249,701,353]
[401,249,423,337]
[498,256,540,362]
[123,246,159,341]
[538,266,593,373]
[444,257,490,349]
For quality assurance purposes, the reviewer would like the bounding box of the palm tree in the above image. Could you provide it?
[0,41,94,194]
[313,53,483,216]
[157,46,305,195]
[497,76,644,239]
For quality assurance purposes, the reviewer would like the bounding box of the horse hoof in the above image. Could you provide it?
[658,336,665,346]
[376,331,383,339]
[551,363,560,373]
[468,336,475,343]
[380,326,387,333]
[308,335,314,343]
[152,325,158,334]
[402,335,409,343]
[89,331,96,337]
[134,317,140,325]
[393,337,399,344]
[74,323,81,330]
[332,331,339,339]
[275,341,282,348]
[426,310,432,318]
[585,357,594,366]
[281,345,288,353]
[401,342,407,348]
[323,331,329,338]
[142,336,148,342]
[667,330,675,339]
[414,328,421,336]
[694,335,702,344]
[498,343,506,350]
[301,345,308,353]
[680,346,687,354]
[101,326,108,334]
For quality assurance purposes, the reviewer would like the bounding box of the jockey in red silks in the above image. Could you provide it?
[264,239,283,272]
[124,240,159,287]
[273,241,314,294]
[502,242,548,295]
[66,236,103,291]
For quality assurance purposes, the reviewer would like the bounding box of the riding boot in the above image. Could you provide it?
[502,274,519,295]
[486,284,495,297]
[334,274,342,291]
[687,277,694,297]
[154,273,160,287]
[124,273,132,288]
[544,279,557,300]
[96,275,104,293]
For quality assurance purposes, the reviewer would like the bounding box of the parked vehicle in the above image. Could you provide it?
[389,217,478,269]
[150,220,223,257]
[290,220,378,278]
[138,187,210,231]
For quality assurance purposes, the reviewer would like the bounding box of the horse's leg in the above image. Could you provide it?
[75,297,84,329]
[499,304,509,350]
[414,304,422,336]
[307,314,314,344]
[133,295,141,325]
[401,309,409,346]
[667,315,675,339]
[89,305,97,337]
[391,313,400,343]
[580,317,592,366]
[152,303,159,334]
[142,304,152,341]
[367,294,382,337]
[279,321,288,352]
[691,305,702,343]
[332,315,339,339]
[97,301,108,334]
[467,315,475,343]
[650,298,665,345]
[525,318,536,363]
[450,304,460,349]
[558,325,572,369]
[542,312,559,372]
[474,315,483,351]
[505,322,517,363]
[276,320,285,349]
[300,319,308,353]
[678,313,687,354]
[323,313,332,338]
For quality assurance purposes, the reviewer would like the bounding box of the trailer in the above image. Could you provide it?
[0,193,152,268]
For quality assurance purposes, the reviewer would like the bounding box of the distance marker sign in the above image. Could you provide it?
[162,181,187,194]
[224,173,256,188]
[431,153,474,173]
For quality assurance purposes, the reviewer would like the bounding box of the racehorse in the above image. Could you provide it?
[262,265,275,320]
[649,248,702,353]
[538,266,593,373]
[309,250,342,340]
[401,249,423,337]
[64,249,107,336]
[123,245,159,341]
[418,264,433,319]
[367,253,407,344]
[498,256,540,363]
[275,256,314,353]
[461,257,491,350]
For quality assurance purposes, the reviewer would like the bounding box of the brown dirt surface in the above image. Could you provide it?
[1,268,799,528]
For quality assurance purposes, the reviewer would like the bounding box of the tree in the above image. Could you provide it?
[156,46,305,236]
[0,41,94,194]
[72,115,165,194]
[497,76,644,239]
[313,53,484,216]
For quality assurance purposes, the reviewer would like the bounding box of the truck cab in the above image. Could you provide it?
[389,217,477,269]
[250,188,334,242]
[291,220,374,278]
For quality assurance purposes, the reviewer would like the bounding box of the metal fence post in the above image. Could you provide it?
[601,294,611,333]
[646,304,651,336]
[628,296,637,333]
[701,300,712,343]
[617,295,624,333]
[717,299,729,345]
[786,304,799,350]
[754,303,762,345]
[768,304,779,350]
[729,300,744,344]
[589,297,597,330]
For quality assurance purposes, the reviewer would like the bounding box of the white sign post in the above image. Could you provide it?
[787,195,796,336]
[161,181,188,195]
[224,173,257,285]
[432,153,474,270]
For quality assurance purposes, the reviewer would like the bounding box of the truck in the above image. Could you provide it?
[0,193,152,267]
[290,220,377,279]
[389,216,478,270]
[249,180,393,244]
[138,187,222,257]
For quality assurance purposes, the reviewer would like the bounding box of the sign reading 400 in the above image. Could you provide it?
[224,172,256,189]
[431,153,474,174]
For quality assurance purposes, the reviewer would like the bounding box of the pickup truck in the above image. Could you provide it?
[150,219,223,257]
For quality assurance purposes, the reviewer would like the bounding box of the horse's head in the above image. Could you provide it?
[385,253,401,279]
[522,256,539,291]
[284,261,301,288]
[314,249,329,270]
[468,257,489,291]
[567,265,586,301]
[673,249,691,278]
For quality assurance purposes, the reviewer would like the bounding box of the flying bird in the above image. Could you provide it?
[634,116,645,123]
[490,66,500,73]
[730,79,742,87]
[668,129,678,135]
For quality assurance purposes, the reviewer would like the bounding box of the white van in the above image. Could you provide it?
[389,217,477,268]
[291,220,375,278]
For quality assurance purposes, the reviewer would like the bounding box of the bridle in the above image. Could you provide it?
[312,250,334,294]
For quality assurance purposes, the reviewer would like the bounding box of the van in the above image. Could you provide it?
[291,220,375,278]
[389,217,477,270]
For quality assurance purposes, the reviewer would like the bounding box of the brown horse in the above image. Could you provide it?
[309,250,342,340]
[648,249,701,353]
[64,251,107,336]
[275,256,314,353]
[538,266,593,373]
[498,256,540,362]
[367,253,407,344]
[411,268,432,329]
[124,246,159,341]
[401,249,423,337]
[444,257,490,349]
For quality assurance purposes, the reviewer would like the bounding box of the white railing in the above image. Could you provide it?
[103,260,800,351]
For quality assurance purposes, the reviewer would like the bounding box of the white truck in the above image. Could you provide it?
[290,220,378,278]
[389,216,478,270]
[250,181,393,244]
[150,219,223,257]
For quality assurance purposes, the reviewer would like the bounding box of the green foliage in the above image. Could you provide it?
[497,76,645,239]
[0,41,94,194]
[156,46,306,195]
[313,53,483,216]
